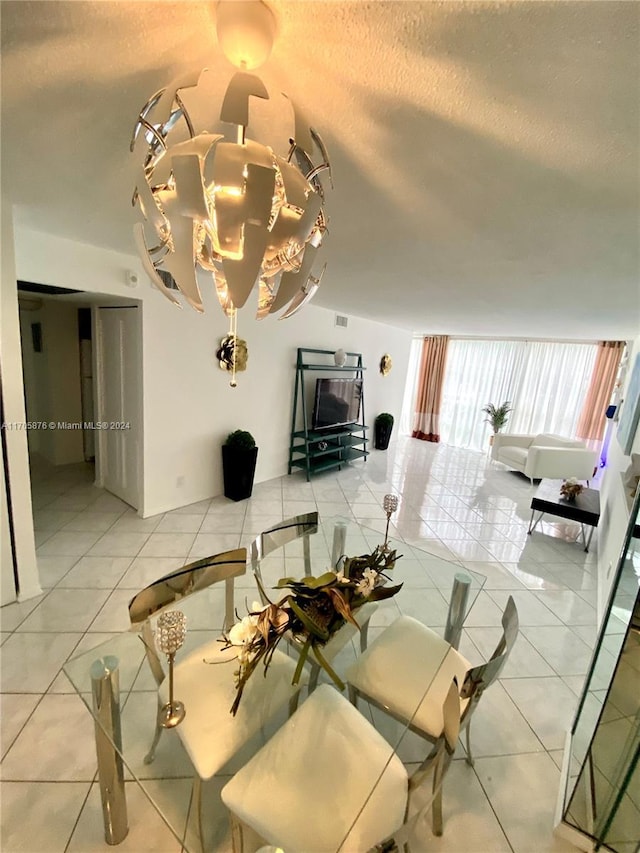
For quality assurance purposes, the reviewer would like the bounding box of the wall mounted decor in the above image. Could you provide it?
[379,354,392,376]
[216,335,248,386]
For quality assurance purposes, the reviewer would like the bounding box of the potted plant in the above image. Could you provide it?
[374,413,394,450]
[222,430,258,501]
[482,401,512,444]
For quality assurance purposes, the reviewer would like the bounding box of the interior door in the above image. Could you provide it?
[96,306,140,509]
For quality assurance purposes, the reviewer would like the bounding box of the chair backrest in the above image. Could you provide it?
[249,512,319,603]
[461,595,519,704]
[128,547,247,685]
[444,572,472,650]
[442,677,462,754]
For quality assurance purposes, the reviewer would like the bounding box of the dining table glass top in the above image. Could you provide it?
[63,515,486,852]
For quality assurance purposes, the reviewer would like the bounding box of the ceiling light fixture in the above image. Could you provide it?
[131,0,332,386]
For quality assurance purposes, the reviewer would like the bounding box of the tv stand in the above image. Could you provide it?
[288,348,368,481]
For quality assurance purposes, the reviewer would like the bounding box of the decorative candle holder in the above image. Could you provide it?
[156,610,187,728]
[381,493,399,552]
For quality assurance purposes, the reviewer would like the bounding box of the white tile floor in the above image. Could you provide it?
[0,438,602,852]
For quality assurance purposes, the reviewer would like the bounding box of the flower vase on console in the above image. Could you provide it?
[560,478,584,503]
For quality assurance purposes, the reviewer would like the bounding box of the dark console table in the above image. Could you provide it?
[528,479,600,552]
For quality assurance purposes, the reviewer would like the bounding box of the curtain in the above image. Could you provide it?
[411,336,449,442]
[440,340,525,450]
[400,337,422,436]
[509,342,596,436]
[439,339,598,451]
[575,341,625,441]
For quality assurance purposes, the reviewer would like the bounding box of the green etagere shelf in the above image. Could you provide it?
[288,348,368,481]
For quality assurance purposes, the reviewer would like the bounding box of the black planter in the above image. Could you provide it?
[374,420,393,450]
[222,445,258,501]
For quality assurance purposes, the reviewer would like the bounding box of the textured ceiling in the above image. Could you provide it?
[1,1,639,338]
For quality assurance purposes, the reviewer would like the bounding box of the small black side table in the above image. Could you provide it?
[528,479,600,552]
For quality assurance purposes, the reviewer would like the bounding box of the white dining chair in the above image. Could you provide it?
[220,682,462,853]
[346,596,519,835]
[128,548,306,850]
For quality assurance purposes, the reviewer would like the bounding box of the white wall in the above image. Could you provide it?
[596,335,640,619]
[13,226,412,516]
[142,296,411,514]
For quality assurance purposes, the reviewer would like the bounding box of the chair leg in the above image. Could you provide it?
[288,690,302,717]
[143,708,164,764]
[431,750,444,836]
[228,810,245,853]
[348,684,358,708]
[308,663,320,693]
[193,775,205,853]
[465,719,474,767]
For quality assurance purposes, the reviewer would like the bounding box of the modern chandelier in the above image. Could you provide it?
[131,1,331,386]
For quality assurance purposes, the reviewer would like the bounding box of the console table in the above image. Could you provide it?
[528,479,600,552]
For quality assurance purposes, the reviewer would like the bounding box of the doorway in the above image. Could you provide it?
[17,285,142,515]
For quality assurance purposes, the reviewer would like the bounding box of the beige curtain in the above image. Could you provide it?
[576,341,625,441]
[411,335,450,442]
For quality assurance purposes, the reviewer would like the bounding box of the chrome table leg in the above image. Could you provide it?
[91,656,128,845]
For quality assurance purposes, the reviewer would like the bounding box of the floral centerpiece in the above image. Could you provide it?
[560,477,584,501]
[219,546,402,715]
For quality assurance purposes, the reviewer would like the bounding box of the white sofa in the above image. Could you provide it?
[491,433,597,484]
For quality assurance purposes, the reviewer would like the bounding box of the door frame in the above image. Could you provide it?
[93,304,144,513]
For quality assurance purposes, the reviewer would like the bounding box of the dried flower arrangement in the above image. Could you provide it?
[560,477,584,501]
[217,546,402,715]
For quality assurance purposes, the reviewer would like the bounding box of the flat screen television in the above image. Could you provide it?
[312,378,363,430]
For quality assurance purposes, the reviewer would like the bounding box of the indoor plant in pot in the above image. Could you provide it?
[482,401,512,444]
[374,412,394,450]
[222,430,258,501]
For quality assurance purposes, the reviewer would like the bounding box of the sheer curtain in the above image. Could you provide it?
[510,342,597,436]
[400,337,423,436]
[438,339,597,451]
[439,340,525,450]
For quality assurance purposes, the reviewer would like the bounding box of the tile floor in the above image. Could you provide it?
[0,438,604,852]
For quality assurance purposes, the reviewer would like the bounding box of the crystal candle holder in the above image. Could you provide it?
[156,610,187,728]
[382,493,399,551]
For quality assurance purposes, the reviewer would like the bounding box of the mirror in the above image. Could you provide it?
[561,488,640,851]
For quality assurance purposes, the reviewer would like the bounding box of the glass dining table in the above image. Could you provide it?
[63,515,486,853]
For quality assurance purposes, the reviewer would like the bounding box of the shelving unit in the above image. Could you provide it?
[288,348,368,481]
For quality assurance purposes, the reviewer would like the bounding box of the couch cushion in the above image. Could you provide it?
[499,446,529,466]
[530,433,584,449]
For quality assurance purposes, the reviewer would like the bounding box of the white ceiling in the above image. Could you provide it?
[2,0,639,339]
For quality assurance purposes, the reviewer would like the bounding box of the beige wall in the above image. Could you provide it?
[18,301,84,466]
